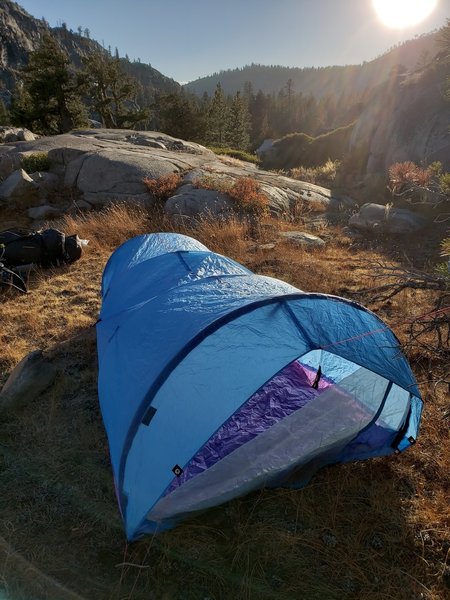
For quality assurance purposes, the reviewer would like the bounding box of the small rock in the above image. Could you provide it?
[30,171,60,197]
[0,127,36,144]
[165,184,234,219]
[279,231,326,247]
[18,129,37,142]
[0,168,39,206]
[348,203,426,234]
[27,205,62,220]
[0,350,58,414]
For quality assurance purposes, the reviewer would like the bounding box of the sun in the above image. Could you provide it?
[372,0,438,29]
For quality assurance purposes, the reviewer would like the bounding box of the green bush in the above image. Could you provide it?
[21,152,50,173]
[262,122,355,170]
[208,147,260,164]
[439,173,450,195]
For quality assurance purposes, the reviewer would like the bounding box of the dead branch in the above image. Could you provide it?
[357,262,449,303]
[354,263,449,385]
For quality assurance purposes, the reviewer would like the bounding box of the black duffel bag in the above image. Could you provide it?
[0,228,83,268]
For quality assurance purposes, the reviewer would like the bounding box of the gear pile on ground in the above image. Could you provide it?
[0,228,84,293]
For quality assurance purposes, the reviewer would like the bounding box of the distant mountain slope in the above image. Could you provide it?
[0,0,179,103]
[184,31,441,98]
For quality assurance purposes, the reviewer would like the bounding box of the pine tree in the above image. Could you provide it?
[227,91,250,150]
[80,50,148,129]
[249,89,272,147]
[206,83,229,146]
[158,91,205,141]
[10,34,87,134]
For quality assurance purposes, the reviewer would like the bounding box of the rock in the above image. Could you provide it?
[0,126,36,143]
[348,203,427,234]
[0,168,39,207]
[248,242,277,252]
[29,171,61,198]
[29,170,60,187]
[279,231,326,247]
[259,184,293,216]
[165,184,234,219]
[255,138,274,158]
[0,148,21,179]
[0,129,358,221]
[18,129,36,142]
[126,134,166,149]
[349,70,449,174]
[27,204,62,220]
[182,169,205,185]
[75,149,182,201]
[328,194,358,212]
[0,350,57,414]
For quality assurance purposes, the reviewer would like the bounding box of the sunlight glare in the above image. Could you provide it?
[372,0,438,29]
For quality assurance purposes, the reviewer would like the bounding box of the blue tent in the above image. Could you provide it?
[97,233,422,541]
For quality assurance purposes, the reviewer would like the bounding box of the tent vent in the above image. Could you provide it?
[172,464,183,477]
[142,406,157,426]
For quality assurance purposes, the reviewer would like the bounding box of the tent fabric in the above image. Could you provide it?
[96,233,423,541]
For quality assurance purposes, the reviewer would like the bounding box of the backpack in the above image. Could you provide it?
[0,228,83,268]
[0,228,84,294]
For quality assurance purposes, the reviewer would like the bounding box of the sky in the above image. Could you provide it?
[17,0,449,83]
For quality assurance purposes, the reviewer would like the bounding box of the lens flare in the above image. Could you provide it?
[372,0,438,29]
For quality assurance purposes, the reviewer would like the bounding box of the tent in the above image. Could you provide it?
[96,233,422,541]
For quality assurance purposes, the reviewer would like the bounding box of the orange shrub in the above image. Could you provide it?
[388,161,432,194]
[194,175,269,217]
[228,177,269,217]
[143,172,182,202]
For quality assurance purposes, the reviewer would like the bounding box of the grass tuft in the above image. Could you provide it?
[20,151,50,173]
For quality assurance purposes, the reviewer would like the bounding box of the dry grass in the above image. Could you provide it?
[289,159,341,188]
[0,203,449,600]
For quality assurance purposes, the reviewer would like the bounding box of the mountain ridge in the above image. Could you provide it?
[183,31,441,98]
[0,0,179,105]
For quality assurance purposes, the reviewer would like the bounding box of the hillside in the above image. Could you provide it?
[184,31,441,98]
[0,0,179,106]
